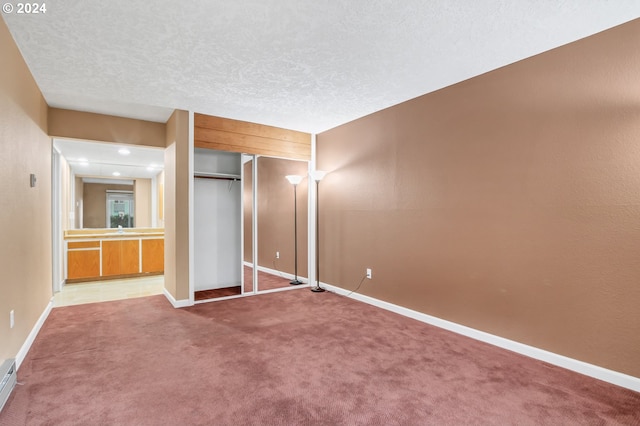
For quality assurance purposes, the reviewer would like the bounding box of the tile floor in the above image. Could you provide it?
[53,275,165,307]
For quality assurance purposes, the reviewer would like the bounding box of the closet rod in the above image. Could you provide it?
[194,173,241,181]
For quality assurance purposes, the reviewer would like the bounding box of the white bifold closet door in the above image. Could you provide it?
[194,178,241,291]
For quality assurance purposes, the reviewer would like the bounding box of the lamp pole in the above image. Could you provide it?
[310,171,327,292]
[285,175,304,285]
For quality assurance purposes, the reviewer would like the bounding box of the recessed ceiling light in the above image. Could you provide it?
[78,157,88,162]
[79,161,89,167]
[118,148,130,155]
[146,166,155,171]
[112,172,121,176]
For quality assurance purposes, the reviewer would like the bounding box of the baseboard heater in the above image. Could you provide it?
[0,359,17,412]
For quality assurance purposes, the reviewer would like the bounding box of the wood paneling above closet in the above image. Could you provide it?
[194,113,311,160]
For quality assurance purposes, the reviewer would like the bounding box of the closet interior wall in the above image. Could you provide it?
[193,148,242,292]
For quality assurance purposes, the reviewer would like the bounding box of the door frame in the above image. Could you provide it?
[51,144,63,293]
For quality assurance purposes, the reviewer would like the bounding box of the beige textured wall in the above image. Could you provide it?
[156,170,165,228]
[134,178,152,227]
[0,17,52,362]
[59,155,72,230]
[49,108,166,148]
[164,110,190,301]
[164,139,177,298]
[257,157,309,278]
[317,20,640,378]
[74,176,83,229]
[57,157,72,285]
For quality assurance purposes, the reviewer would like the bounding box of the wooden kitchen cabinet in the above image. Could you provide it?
[65,229,164,283]
[102,240,140,276]
[141,238,164,273]
[67,241,100,280]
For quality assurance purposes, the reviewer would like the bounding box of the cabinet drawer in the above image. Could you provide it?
[68,241,100,249]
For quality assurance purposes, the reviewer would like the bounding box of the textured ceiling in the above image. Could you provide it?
[3,1,640,133]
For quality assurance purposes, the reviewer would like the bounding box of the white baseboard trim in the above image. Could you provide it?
[163,288,191,308]
[16,297,54,370]
[256,264,309,284]
[324,283,640,393]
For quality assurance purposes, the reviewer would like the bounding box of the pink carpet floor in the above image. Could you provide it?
[195,268,294,300]
[1,290,638,425]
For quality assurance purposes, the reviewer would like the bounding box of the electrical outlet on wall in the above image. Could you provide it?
[10,310,15,328]
[366,268,372,279]
[276,251,280,259]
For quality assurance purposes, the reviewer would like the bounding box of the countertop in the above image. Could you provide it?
[64,228,164,240]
